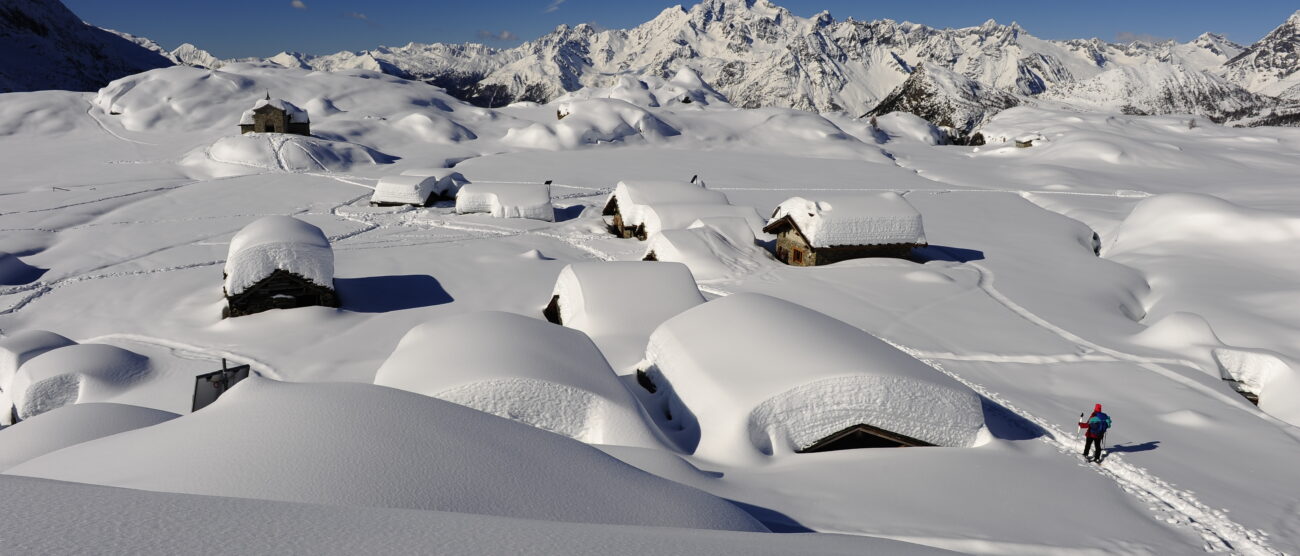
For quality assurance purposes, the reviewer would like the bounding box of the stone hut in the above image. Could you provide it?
[222,216,338,318]
[762,193,927,266]
[238,93,310,136]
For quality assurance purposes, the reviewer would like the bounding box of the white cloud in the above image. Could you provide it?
[477,30,520,41]
[290,0,307,9]
[544,0,565,13]
[344,12,368,21]
[1116,31,1172,44]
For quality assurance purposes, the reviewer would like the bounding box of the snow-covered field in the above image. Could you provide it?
[3,63,1300,555]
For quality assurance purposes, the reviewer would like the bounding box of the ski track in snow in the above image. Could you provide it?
[893,341,1280,555]
[79,333,282,381]
[866,260,1281,555]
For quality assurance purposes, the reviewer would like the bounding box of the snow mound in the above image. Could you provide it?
[554,70,729,108]
[549,262,705,373]
[373,311,660,447]
[370,175,442,206]
[644,219,770,281]
[0,403,177,471]
[0,475,944,556]
[456,183,554,221]
[6,379,766,532]
[1110,193,1300,252]
[504,99,679,150]
[752,110,857,143]
[0,330,76,397]
[9,344,150,420]
[196,133,393,174]
[767,193,927,248]
[0,91,100,136]
[394,112,477,143]
[873,112,945,145]
[223,216,334,296]
[643,293,986,460]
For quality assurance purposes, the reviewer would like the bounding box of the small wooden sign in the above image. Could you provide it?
[192,359,251,412]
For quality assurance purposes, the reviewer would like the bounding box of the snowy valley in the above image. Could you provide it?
[2,1,1300,555]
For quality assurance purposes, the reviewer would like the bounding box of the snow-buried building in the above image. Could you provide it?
[373,311,661,448]
[8,344,151,421]
[763,193,928,266]
[455,183,554,221]
[238,93,310,136]
[369,175,445,207]
[544,262,705,373]
[0,330,77,425]
[222,216,338,318]
[642,293,985,459]
[602,180,731,240]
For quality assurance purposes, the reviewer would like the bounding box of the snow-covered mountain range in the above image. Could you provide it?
[155,0,1300,130]
[8,0,1300,133]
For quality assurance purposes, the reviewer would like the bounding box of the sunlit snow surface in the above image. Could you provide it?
[2,64,1300,554]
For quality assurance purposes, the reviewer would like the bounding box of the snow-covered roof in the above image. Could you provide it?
[644,293,985,459]
[239,97,309,125]
[638,203,765,238]
[399,168,468,182]
[373,311,660,447]
[7,379,766,532]
[370,175,441,206]
[550,262,705,373]
[765,193,927,248]
[606,181,729,227]
[0,330,76,393]
[9,344,150,420]
[644,218,768,282]
[223,216,334,296]
[455,183,554,221]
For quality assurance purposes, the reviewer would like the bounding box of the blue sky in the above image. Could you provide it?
[65,0,1299,59]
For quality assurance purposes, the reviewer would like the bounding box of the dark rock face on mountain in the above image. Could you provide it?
[865,64,1019,141]
[0,0,172,93]
[1225,11,1300,98]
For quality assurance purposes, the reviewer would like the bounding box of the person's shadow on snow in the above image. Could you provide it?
[1106,441,1160,454]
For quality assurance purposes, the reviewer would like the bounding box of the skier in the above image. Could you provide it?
[1078,404,1112,463]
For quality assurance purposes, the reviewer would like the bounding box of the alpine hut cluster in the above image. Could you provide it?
[763,192,927,266]
[239,93,311,136]
[222,216,338,318]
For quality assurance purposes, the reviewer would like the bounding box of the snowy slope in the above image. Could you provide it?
[3,54,1300,554]
[0,0,172,92]
[8,379,766,532]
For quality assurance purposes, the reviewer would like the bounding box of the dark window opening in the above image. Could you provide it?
[636,369,657,393]
[798,423,932,453]
[542,295,562,325]
[791,248,804,265]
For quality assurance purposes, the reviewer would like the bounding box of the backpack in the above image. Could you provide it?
[1089,412,1111,436]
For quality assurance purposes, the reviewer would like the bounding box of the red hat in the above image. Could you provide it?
[1094,403,1103,413]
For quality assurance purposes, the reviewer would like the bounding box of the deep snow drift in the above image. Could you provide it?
[8,378,765,532]
[373,311,661,447]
